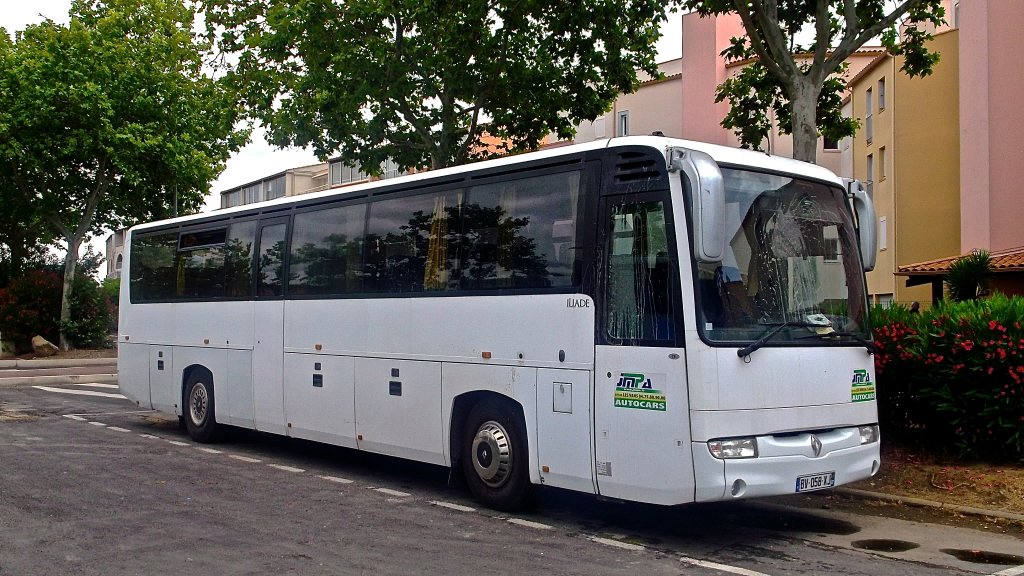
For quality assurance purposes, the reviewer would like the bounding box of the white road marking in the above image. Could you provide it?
[319,475,354,485]
[33,386,125,399]
[88,421,107,427]
[268,464,305,473]
[429,501,476,513]
[590,537,644,551]
[140,434,161,440]
[372,488,411,498]
[679,556,772,576]
[166,440,190,447]
[991,566,1024,576]
[508,518,554,530]
[62,414,86,421]
[228,455,262,463]
[197,447,223,454]
[107,427,131,433]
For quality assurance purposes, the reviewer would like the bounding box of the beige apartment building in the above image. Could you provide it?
[848,30,961,306]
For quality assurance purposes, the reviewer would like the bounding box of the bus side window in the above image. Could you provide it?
[604,200,675,343]
[257,223,287,298]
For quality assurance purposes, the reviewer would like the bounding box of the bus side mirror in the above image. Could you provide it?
[847,180,877,272]
[670,148,725,263]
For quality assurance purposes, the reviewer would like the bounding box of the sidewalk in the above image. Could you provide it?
[0,357,118,387]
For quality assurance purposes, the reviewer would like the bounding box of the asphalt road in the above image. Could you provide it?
[2,382,1022,576]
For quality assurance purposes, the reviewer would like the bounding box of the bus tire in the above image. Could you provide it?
[462,398,531,511]
[184,371,219,443]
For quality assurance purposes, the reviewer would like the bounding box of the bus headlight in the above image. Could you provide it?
[859,425,880,445]
[708,438,757,459]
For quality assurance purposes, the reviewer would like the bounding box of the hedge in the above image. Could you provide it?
[872,294,1024,462]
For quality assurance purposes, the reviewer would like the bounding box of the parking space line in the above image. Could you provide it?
[319,475,354,484]
[991,566,1024,576]
[166,440,189,447]
[590,537,644,551]
[679,556,771,576]
[429,501,476,513]
[508,518,554,530]
[88,421,107,427]
[107,426,131,433]
[268,464,305,473]
[62,414,87,421]
[33,386,125,399]
[228,454,262,463]
[140,434,161,440]
[372,488,411,498]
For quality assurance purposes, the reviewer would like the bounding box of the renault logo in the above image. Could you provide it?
[810,435,823,458]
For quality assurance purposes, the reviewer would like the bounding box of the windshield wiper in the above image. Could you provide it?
[799,330,876,354]
[736,321,820,358]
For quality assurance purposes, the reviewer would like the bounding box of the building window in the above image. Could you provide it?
[594,115,606,139]
[877,78,886,110]
[865,88,873,143]
[822,135,839,151]
[879,147,886,180]
[866,154,874,195]
[264,176,286,200]
[381,159,400,180]
[879,216,887,251]
[242,183,261,205]
[617,111,630,137]
[221,190,241,209]
[115,254,123,278]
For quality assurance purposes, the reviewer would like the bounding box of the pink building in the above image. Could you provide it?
[958,0,1024,254]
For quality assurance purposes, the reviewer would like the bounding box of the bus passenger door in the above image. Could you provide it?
[593,194,694,506]
[252,218,288,435]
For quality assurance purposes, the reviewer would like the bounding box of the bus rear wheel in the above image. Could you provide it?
[462,399,530,511]
[184,372,219,443]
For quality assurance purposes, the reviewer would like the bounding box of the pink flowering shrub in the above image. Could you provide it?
[872,294,1024,462]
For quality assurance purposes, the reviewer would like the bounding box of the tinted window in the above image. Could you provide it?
[225,221,257,298]
[290,204,367,295]
[459,171,581,290]
[257,223,287,298]
[129,231,178,302]
[364,192,460,293]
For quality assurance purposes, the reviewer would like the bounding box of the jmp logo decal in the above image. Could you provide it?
[614,372,666,411]
[851,369,876,402]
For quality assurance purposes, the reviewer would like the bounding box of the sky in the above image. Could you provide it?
[0,1,684,217]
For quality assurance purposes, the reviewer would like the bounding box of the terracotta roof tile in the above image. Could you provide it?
[896,247,1024,275]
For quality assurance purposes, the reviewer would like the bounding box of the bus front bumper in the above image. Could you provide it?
[692,429,881,502]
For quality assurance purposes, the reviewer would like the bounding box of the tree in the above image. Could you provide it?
[680,0,945,163]
[946,250,991,302]
[0,0,247,349]
[203,0,668,172]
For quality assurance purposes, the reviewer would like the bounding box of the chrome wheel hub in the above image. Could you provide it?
[471,420,512,488]
[189,383,209,426]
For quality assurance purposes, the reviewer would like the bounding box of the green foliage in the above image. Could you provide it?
[679,0,945,162]
[872,295,1024,462]
[0,267,113,351]
[946,250,991,302]
[0,0,248,348]
[204,0,667,171]
[0,270,62,350]
[62,274,115,349]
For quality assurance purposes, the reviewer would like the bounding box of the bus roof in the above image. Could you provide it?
[131,136,842,233]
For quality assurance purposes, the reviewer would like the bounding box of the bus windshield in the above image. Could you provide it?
[696,168,869,344]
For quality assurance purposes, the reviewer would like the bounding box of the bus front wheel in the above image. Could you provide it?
[184,371,219,443]
[462,399,531,511]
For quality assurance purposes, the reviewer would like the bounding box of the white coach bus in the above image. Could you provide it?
[119,136,881,510]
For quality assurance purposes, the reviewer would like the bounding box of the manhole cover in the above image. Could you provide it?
[941,549,1024,566]
[851,539,920,553]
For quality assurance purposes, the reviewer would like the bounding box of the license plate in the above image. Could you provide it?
[795,471,835,492]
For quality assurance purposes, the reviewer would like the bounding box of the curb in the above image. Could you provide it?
[0,373,119,388]
[836,487,1024,524]
[0,358,117,369]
